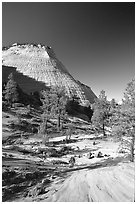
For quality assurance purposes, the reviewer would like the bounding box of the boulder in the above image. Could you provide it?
[87,152,94,159]
[69,156,75,167]
[97,151,103,158]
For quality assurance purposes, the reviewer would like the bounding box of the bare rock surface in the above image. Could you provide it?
[11,134,134,202]
[44,162,134,202]
[15,161,134,202]
[42,162,134,202]
[2,43,97,105]
[2,110,135,202]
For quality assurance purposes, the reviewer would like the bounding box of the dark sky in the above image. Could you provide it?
[2,2,135,101]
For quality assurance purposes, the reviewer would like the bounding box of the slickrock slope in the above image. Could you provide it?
[2,43,97,105]
[44,162,134,202]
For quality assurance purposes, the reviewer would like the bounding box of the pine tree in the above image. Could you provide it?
[91,90,110,136]
[121,79,135,161]
[4,73,19,107]
[50,86,68,132]
[40,89,53,135]
[112,79,135,161]
[109,98,119,126]
[110,98,117,109]
[40,87,68,134]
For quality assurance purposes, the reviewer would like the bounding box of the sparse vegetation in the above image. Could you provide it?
[39,89,53,135]
[111,79,135,161]
[91,90,110,136]
[4,73,19,107]
[50,87,68,131]
[66,95,93,121]
[2,71,135,202]
[40,87,68,135]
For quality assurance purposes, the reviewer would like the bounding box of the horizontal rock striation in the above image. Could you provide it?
[2,43,97,105]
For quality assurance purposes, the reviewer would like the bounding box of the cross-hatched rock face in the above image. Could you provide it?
[2,43,97,105]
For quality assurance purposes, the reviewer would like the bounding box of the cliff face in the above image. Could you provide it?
[2,43,97,105]
[77,81,97,104]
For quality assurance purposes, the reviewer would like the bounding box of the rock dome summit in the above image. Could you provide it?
[2,43,97,105]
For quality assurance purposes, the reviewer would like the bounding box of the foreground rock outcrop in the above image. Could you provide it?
[44,162,134,202]
[2,43,97,105]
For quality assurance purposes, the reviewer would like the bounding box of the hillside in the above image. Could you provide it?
[2,43,134,202]
[2,43,97,105]
[2,106,135,202]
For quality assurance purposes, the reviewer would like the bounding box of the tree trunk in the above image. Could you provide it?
[57,115,60,132]
[102,123,105,137]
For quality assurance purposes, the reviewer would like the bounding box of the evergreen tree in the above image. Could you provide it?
[50,86,68,131]
[109,98,119,125]
[40,86,68,134]
[4,73,19,107]
[91,90,110,136]
[112,79,135,161]
[110,98,117,109]
[40,89,53,135]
